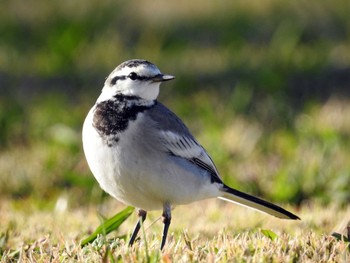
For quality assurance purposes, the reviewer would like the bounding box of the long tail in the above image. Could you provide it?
[218,186,300,220]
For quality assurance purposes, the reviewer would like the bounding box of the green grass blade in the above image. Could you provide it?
[81,206,135,246]
[260,229,278,241]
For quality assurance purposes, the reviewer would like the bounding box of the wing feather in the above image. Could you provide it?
[146,102,223,183]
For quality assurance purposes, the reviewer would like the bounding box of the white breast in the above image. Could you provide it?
[82,106,221,211]
[82,107,166,210]
[82,107,123,199]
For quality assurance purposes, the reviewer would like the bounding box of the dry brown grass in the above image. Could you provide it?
[1,198,349,262]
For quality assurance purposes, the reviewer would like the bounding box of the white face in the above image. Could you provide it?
[97,60,174,102]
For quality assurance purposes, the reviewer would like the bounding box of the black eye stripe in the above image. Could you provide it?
[110,74,155,85]
[110,75,126,85]
[129,72,153,81]
[134,75,152,81]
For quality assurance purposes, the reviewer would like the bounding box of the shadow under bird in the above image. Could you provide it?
[82,59,300,250]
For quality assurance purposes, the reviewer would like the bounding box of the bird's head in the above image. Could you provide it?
[98,59,174,102]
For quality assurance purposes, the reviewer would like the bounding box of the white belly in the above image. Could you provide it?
[82,107,220,211]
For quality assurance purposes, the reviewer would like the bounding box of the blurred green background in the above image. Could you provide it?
[1,0,350,208]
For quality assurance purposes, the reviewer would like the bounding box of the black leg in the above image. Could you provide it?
[129,209,147,246]
[160,203,171,250]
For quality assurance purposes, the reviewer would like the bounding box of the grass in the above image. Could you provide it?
[1,199,349,262]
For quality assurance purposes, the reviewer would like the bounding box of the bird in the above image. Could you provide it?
[82,59,300,250]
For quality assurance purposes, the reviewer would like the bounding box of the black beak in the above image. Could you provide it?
[152,74,175,83]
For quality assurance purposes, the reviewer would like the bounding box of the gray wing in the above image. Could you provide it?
[146,102,223,184]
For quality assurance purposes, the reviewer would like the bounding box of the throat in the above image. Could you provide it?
[93,95,155,145]
[114,94,155,108]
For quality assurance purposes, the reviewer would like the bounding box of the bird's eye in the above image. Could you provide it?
[128,72,138,80]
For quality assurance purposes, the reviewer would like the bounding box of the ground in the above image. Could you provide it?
[1,198,349,262]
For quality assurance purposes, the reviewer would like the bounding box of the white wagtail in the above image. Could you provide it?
[82,59,299,249]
